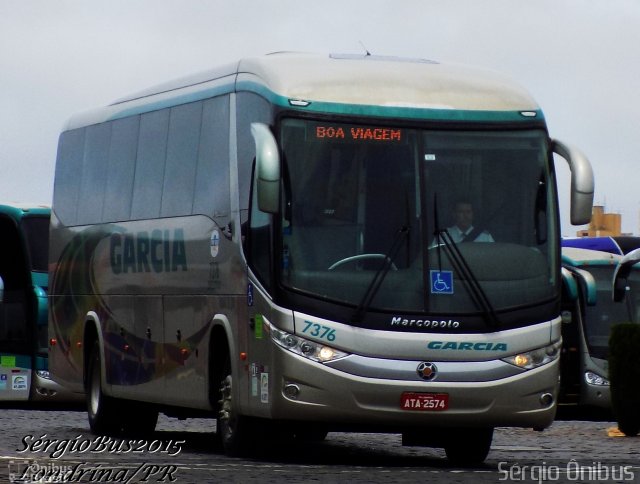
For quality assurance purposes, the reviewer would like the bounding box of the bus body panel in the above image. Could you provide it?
[49,213,249,407]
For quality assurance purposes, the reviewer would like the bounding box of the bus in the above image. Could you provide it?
[0,203,71,401]
[559,238,640,414]
[562,235,640,256]
[48,52,594,464]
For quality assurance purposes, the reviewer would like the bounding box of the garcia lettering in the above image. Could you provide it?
[426,341,508,352]
[110,229,187,274]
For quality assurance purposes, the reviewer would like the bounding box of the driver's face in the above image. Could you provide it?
[454,203,473,232]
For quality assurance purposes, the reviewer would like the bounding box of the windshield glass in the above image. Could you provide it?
[279,118,557,319]
[583,266,635,359]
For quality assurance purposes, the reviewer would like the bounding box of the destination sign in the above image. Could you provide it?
[314,125,403,143]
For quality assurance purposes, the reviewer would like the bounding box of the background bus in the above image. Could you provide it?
[562,235,640,256]
[0,203,73,401]
[49,52,593,464]
[559,237,640,416]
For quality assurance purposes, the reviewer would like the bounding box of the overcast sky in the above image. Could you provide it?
[1,0,638,236]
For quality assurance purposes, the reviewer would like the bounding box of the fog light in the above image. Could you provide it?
[539,392,554,407]
[283,383,300,400]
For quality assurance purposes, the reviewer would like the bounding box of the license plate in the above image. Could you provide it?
[400,392,449,411]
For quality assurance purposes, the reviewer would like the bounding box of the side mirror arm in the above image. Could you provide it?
[552,139,594,225]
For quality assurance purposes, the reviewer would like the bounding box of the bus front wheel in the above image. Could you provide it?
[217,362,255,455]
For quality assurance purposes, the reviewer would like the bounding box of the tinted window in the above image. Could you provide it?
[162,102,202,217]
[193,96,231,222]
[54,129,85,225]
[103,116,139,221]
[131,109,170,219]
[77,123,111,225]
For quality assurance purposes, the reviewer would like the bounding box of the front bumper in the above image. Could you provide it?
[257,345,559,431]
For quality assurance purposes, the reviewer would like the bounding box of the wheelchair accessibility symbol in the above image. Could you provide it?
[430,270,453,295]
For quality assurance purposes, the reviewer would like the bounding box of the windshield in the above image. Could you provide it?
[279,118,558,323]
[583,266,635,359]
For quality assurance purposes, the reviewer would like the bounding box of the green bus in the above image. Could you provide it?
[0,203,73,401]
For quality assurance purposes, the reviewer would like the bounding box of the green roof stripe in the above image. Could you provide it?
[108,79,545,125]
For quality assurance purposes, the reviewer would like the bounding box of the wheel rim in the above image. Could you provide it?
[219,375,235,438]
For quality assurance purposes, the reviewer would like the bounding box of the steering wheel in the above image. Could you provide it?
[328,253,399,271]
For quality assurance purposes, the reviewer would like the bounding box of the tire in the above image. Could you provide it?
[443,427,493,466]
[87,343,120,435]
[216,356,255,456]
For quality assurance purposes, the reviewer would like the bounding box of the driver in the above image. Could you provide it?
[446,200,494,243]
[430,200,494,247]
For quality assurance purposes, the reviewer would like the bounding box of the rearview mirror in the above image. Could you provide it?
[552,140,594,225]
[612,248,640,302]
[251,123,281,214]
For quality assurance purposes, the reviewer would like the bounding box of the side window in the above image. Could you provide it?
[161,102,202,217]
[77,123,111,225]
[248,164,272,289]
[103,116,139,222]
[193,96,231,223]
[131,109,170,219]
[57,95,233,225]
[54,128,85,225]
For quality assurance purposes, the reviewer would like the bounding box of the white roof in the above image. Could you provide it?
[562,246,622,265]
[64,52,540,130]
[238,53,538,111]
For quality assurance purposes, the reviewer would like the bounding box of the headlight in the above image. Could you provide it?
[502,340,561,370]
[36,370,52,380]
[585,371,609,386]
[270,325,349,363]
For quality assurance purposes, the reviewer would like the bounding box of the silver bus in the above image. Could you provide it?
[49,53,594,464]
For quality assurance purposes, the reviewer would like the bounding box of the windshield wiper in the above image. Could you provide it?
[432,197,500,328]
[351,225,410,324]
